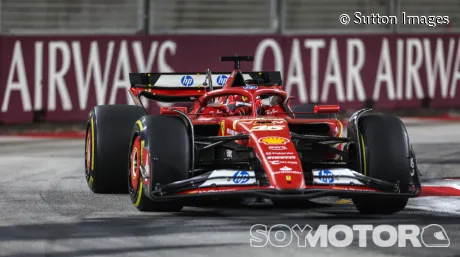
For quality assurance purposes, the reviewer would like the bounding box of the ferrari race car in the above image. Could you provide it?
[84,56,421,214]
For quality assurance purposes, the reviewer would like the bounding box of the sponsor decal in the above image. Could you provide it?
[271,120,285,124]
[331,187,376,192]
[181,75,194,86]
[266,152,294,155]
[226,128,237,135]
[274,165,302,175]
[244,85,258,90]
[267,156,296,160]
[242,96,248,102]
[286,175,292,181]
[258,137,290,145]
[190,189,238,194]
[251,125,285,131]
[268,146,288,151]
[233,170,250,184]
[269,160,298,165]
[274,170,302,175]
[226,149,232,158]
[216,75,228,86]
[410,157,415,176]
[200,170,256,187]
[313,168,364,185]
[266,109,279,115]
[318,170,334,183]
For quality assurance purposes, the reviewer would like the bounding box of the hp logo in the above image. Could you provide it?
[318,170,334,183]
[181,75,194,86]
[216,75,228,86]
[232,170,250,184]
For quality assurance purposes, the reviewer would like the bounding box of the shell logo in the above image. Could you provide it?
[258,137,290,145]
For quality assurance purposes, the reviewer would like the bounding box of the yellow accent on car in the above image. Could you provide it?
[220,120,225,135]
[286,175,291,181]
[89,176,94,189]
[335,199,352,205]
[360,134,367,176]
[140,140,145,163]
[337,120,343,137]
[135,182,143,207]
[260,137,288,145]
[90,117,95,170]
[136,120,143,131]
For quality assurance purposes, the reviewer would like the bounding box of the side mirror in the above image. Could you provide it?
[314,105,340,114]
[160,106,188,115]
[285,96,295,105]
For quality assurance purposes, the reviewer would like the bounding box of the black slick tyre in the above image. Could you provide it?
[84,105,145,193]
[128,115,190,212]
[352,115,412,215]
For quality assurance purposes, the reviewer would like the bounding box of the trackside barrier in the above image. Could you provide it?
[1,35,460,124]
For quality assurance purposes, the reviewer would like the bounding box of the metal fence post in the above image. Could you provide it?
[0,0,3,33]
[275,0,283,34]
[394,0,400,33]
[144,0,150,35]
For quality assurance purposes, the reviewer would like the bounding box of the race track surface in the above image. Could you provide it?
[0,122,459,257]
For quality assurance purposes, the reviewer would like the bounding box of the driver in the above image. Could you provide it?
[225,95,252,116]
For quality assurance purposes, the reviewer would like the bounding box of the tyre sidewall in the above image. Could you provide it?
[359,115,412,192]
[128,115,190,211]
[85,105,145,193]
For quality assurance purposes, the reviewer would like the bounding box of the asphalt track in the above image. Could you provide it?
[0,122,460,257]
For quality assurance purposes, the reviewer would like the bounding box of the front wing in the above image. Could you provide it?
[146,169,420,202]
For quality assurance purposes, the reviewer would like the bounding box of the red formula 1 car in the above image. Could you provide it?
[84,56,421,214]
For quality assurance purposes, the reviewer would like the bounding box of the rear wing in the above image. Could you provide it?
[129,72,282,89]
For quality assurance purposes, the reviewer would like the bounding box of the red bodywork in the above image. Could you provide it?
[127,68,375,195]
[125,63,456,201]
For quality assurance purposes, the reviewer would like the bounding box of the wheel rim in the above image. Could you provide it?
[130,137,141,192]
[85,126,92,175]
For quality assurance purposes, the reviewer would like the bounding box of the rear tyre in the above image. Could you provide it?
[84,105,145,194]
[128,115,190,212]
[352,115,412,215]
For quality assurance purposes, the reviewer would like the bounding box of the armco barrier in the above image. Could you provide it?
[1,35,460,124]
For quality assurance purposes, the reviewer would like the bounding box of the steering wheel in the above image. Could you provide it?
[231,106,251,116]
[228,101,252,116]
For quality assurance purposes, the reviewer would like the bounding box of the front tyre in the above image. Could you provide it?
[352,115,415,215]
[85,105,145,194]
[128,115,190,212]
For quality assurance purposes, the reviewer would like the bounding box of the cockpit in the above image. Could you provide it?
[197,91,287,117]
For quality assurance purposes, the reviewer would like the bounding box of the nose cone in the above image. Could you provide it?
[256,136,305,189]
[238,119,305,190]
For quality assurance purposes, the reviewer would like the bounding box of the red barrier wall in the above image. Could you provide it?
[1,34,460,124]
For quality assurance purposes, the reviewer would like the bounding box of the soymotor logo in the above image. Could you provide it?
[250,224,450,248]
